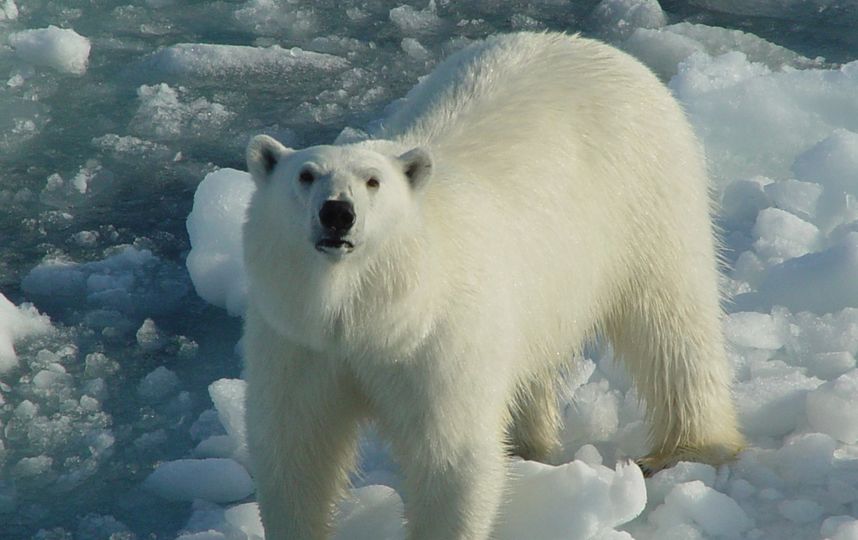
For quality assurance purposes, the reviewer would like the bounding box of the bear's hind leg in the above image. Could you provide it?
[508,376,561,462]
[608,275,745,475]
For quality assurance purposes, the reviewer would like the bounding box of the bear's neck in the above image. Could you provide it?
[259,224,442,357]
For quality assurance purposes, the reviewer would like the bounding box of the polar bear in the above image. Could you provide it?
[242,32,744,540]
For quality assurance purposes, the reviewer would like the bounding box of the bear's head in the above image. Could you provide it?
[245,134,433,263]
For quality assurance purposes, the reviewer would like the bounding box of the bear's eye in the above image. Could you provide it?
[367,177,380,189]
[298,169,315,184]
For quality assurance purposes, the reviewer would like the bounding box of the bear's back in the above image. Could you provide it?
[379,33,688,169]
[374,32,715,355]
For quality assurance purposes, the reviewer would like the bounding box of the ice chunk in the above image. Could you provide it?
[186,168,253,316]
[646,462,717,510]
[194,435,235,459]
[773,433,836,486]
[401,38,430,61]
[333,485,405,540]
[778,498,823,524]
[496,460,646,540]
[136,318,165,352]
[140,43,347,81]
[83,352,118,379]
[209,379,249,467]
[0,292,52,373]
[793,130,858,198]
[0,0,18,21]
[22,246,188,316]
[175,532,227,540]
[137,366,180,403]
[689,0,858,23]
[625,22,818,80]
[389,1,441,34]
[753,233,858,314]
[143,458,254,503]
[589,0,666,41]
[823,518,858,540]
[724,311,784,350]
[809,351,856,380]
[764,180,823,223]
[223,502,265,540]
[806,369,858,443]
[8,26,91,75]
[649,480,752,537]
[672,54,858,186]
[752,207,822,262]
[131,84,233,142]
[12,455,53,478]
[560,381,621,447]
[719,178,771,232]
[734,369,821,437]
[76,514,132,540]
[91,133,173,163]
[234,0,318,38]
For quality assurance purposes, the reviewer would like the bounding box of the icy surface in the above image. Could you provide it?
[2,1,858,539]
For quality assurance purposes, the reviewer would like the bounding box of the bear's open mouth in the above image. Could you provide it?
[315,238,355,253]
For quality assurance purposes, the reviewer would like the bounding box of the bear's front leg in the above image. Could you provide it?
[244,317,365,540]
[370,354,512,540]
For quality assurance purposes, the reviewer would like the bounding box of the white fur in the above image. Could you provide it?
[242,32,744,540]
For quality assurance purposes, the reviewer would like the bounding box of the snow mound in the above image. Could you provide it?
[186,169,254,316]
[8,25,91,75]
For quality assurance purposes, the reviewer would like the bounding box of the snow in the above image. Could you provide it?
[7,26,91,75]
[2,1,858,539]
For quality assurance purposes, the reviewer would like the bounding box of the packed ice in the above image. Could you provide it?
[2,0,858,538]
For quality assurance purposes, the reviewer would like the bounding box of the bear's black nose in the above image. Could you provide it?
[319,200,356,233]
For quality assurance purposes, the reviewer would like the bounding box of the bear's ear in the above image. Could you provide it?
[398,147,433,191]
[246,135,293,184]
